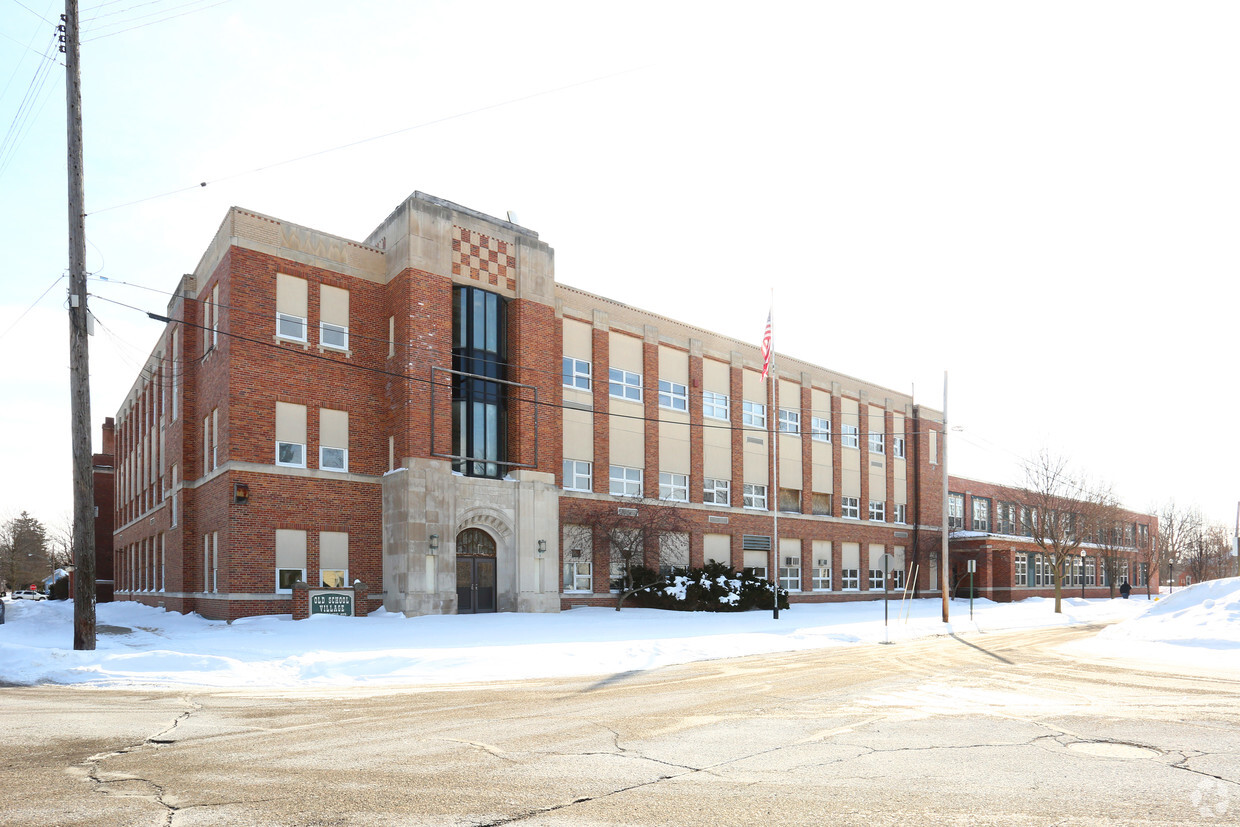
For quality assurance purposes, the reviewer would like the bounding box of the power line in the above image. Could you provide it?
[86,64,648,215]
[0,273,64,341]
[81,0,232,41]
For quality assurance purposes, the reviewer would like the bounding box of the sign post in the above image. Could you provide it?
[878,553,896,644]
[967,559,976,620]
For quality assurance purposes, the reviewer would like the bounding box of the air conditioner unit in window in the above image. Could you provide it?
[784,557,796,566]
[570,549,582,559]
[817,559,829,567]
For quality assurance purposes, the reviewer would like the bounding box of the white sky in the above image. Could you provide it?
[1,1,1238,531]
[3,581,1238,688]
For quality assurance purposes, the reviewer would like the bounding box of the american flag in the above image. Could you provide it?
[760,310,773,380]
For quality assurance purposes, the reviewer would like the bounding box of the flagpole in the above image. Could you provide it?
[768,294,780,620]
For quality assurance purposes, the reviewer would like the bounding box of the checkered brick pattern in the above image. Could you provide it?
[451,225,517,292]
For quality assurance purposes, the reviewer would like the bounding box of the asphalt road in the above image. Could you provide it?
[2,624,1238,826]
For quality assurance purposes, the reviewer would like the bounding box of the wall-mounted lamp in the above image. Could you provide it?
[537,539,546,557]
[429,534,439,555]
[233,482,249,504]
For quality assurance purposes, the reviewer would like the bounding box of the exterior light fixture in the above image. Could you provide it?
[233,482,249,504]
[537,539,546,557]
[429,534,439,555]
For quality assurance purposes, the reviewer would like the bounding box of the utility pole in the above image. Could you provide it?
[63,0,96,650]
[940,372,949,623]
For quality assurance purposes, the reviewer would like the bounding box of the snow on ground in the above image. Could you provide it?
[1,580,1236,690]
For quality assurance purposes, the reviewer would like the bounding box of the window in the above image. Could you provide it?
[742,400,766,428]
[659,472,688,502]
[658,380,688,411]
[171,327,180,421]
[1014,552,1028,586]
[891,569,905,590]
[742,536,772,580]
[948,493,965,530]
[892,436,905,459]
[778,408,800,434]
[210,283,220,350]
[743,483,768,510]
[869,569,884,590]
[210,408,219,470]
[868,432,884,454]
[276,273,308,342]
[841,569,860,590]
[1072,557,1083,586]
[998,502,1017,535]
[319,408,348,472]
[563,460,592,492]
[562,357,591,390]
[869,501,885,521]
[972,498,990,532]
[453,286,507,478]
[609,368,642,401]
[320,531,349,589]
[841,496,860,519]
[812,559,832,591]
[703,391,729,420]
[779,557,800,591]
[275,529,307,593]
[275,402,307,468]
[894,503,907,524]
[1086,556,1096,586]
[841,423,859,448]
[778,488,801,513]
[319,284,349,351]
[811,493,832,516]
[564,550,593,592]
[609,465,642,497]
[811,416,831,442]
[703,477,730,506]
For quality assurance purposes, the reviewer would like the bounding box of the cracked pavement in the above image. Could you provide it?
[1,624,1237,825]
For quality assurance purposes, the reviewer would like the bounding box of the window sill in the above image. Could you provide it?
[318,344,353,357]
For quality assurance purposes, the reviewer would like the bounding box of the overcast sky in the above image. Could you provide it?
[1,1,1237,533]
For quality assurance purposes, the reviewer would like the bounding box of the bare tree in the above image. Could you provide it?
[1181,521,1233,584]
[1017,451,1112,614]
[1093,498,1128,599]
[563,499,691,611]
[1155,501,1197,594]
[46,512,75,570]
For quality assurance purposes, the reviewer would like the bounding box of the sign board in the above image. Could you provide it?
[967,559,976,573]
[878,553,896,574]
[310,591,353,616]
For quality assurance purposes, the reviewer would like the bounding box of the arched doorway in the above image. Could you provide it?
[456,527,497,613]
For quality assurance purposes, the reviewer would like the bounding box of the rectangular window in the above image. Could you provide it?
[388,316,396,358]
[211,408,219,470]
[658,380,688,411]
[742,401,766,428]
[563,460,592,492]
[703,477,730,506]
[743,483,768,510]
[869,500,885,522]
[869,569,884,590]
[562,357,591,390]
[609,465,642,497]
[319,408,349,472]
[868,431,884,453]
[841,496,860,519]
[659,472,688,502]
[320,531,349,589]
[841,569,860,590]
[210,283,220,350]
[170,464,178,527]
[171,327,180,421]
[779,557,800,591]
[811,416,831,442]
[778,408,800,434]
[812,493,832,516]
[1086,556,1096,586]
[894,503,907,524]
[892,436,906,459]
[275,401,307,468]
[812,559,832,591]
[778,488,801,513]
[1014,552,1028,586]
[276,273,309,342]
[742,535,771,580]
[703,391,729,420]
[275,529,307,593]
[972,498,990,532]
[608,368,642,401]
[891,569,905,590]
[320,284,349,351]
[948,493,965,530]
[210,531,219,593]
[841,423,859,448]
[564,551,593,592]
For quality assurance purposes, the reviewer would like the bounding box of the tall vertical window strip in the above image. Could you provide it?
[452,287,507,478]
[320,284,350,351]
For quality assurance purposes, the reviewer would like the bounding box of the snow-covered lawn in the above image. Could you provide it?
[1,580,1236,689]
